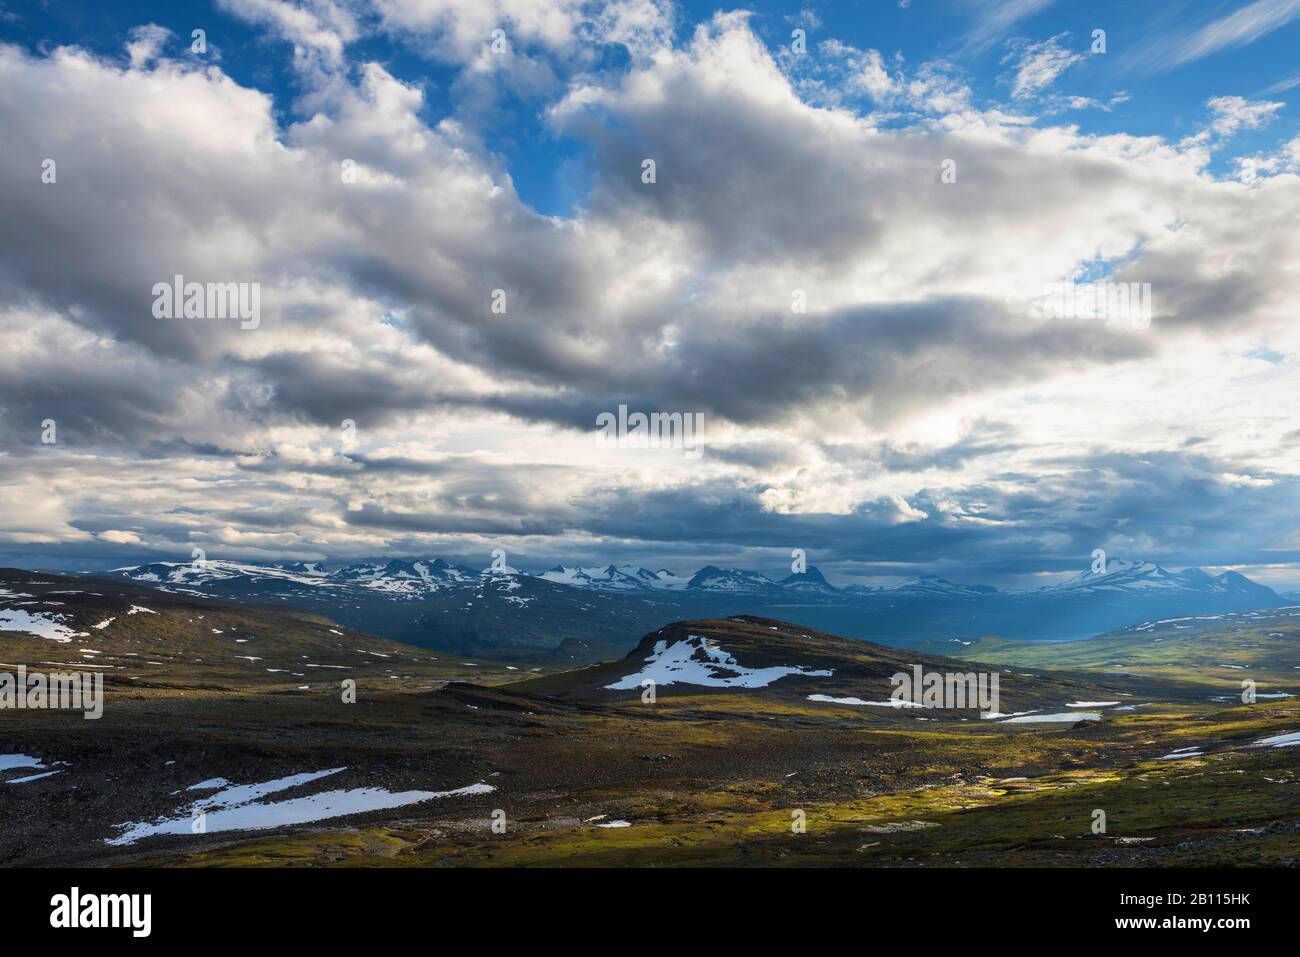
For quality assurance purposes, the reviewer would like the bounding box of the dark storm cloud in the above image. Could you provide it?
[460,296,1151,431]
[0,329,201,450]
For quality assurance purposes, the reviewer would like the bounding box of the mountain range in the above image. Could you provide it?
[109,555,1276,598]
[90,556,1287,661]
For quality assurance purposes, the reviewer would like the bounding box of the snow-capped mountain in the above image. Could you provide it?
[1037,559,1277,599]
[332,558,478,596]
[889,576,999,599]
[109,556,1281,603]
[110,559,338,591]
[540,564,831,595]
[538,564,691,591]
[110,557,480,601]
[685,566,778,592]
[776,566,838,593]
[109,556,1281,605]
[99,555,1287,661]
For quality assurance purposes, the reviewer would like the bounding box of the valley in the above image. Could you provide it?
[2,569,1297,868]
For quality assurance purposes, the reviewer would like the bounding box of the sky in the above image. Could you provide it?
[1,0,1300,589]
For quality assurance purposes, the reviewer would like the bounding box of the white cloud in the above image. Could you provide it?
[98,530,145,545]
[217,0,358,71]
[1002,33,1084,100]
[125,24,172,70]
[1182,95,1285,150]
[373,0,671,61]
[1262,69,1300,94]
[3,14,1300,575]
[1206,94,1285,137]
[851,48,896,100]
[1233,133,1300,182]
[1146,0,1300,72]
[959,0,1056,55]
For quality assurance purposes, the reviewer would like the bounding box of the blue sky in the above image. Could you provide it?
[3,1,1300,589]
[6,0,1299,212]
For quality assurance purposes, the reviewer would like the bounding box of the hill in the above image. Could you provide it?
[509,615,1162,720]
[929,605,1300,694]
[0,568,512,690]
[3,606,1299,868]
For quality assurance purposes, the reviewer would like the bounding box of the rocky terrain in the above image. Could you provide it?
[2,570,1297,868]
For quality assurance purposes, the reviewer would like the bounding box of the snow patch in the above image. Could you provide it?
[1254,730,1300,749]
[1158,748,1204,760]
[1000,712,1101,724]
[807,693,920,708]
[0,608,87,643]
[0,753,45,771]
[107,769,496,845]
[5,769,63,784]
[605,635,831,690]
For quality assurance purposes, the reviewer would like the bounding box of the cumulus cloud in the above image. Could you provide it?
[125,24,172,69]
[2,8,1300,584]
[1233,133,1300,181]
[217,0,359,71]
[1204,94,1284,138]
[374,0,670,61]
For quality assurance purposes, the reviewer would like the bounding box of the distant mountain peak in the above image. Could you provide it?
[107,554,1278,604]
[1043,558,1278,600]
[892,576,998,598]
[686,566,776,592]
[778,565,836,591]
[87,554,1290,663]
